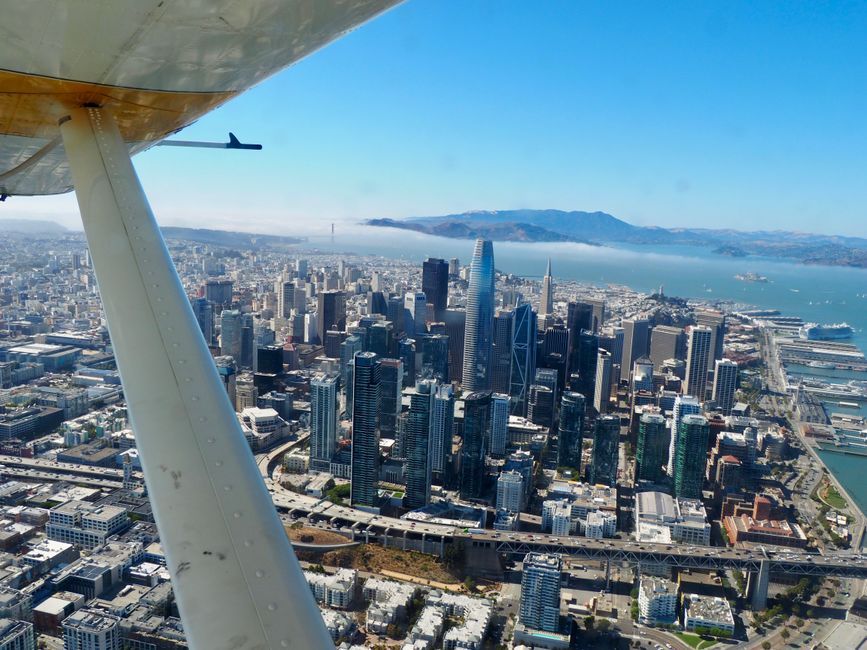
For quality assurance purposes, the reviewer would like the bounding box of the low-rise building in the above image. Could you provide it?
[683,594,735,635]
[62,608,121,650]
[46,501,129,549]
[304,568,356,609]
[363,578,416,635]
[0,618,34,650]
[635,491,710,546]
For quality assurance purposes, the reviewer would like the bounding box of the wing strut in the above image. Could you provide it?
[59,107,331,650]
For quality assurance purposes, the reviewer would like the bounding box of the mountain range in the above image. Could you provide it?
[367,209,867,268]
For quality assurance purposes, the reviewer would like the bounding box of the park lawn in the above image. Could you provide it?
[822,483,848,510]
[674,632,716,649]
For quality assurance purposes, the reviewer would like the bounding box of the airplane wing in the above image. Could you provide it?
[1,2,404,649]
[0,0,402,196]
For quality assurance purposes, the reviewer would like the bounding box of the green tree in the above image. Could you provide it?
[596,619,612,633]
[584,616,595,631]
[762,642,771,650]
[781,629,790,640]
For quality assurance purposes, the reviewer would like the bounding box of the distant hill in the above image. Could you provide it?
[368,209,867,268]
[160,226,305,248]
[0,219,68,235]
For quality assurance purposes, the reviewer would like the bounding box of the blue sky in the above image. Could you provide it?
[11,1,867,236]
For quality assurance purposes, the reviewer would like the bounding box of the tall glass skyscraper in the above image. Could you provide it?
[636,412,668,483]
[462,239,495,391]
[460,391,491,499]
[350,352,381,509]
[509,303,537,417]
[378,358,403,438]
[422,257,449,320]
[310,374,338,472]
[405,379,437,510]
[557,392,585,469]
[590,415,620,487]
[430,384,455,484]
[673,414,710,499]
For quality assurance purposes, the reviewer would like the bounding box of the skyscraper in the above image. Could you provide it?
[527,384,555,430]
[422,258,449,320]
[712,359,738,416]
[557,392,585,470]
[667,394,702,475]
[431,384,455,484]
[276,279,293,319]
[685,326,712,400]
[403,291,427,337]
[405,379,436,510]
[509,303,537,417]
[588,298,606,333]
[444,308,466,383]
[240,313,254,368]
[460,391,491,500]
[191,297,214,345]
[219,309,242,361]
[462,239,495,391]
[351,352,381,510]
[398,338,416,388]
[378,358,403,439]
[540,259,554,316]
[572,330,598,401]
[418,333,449,383]
[650,325,686,368]
[491,310,514,394]
[695,309,726,369]
[621,318,650,383]
[673,414,710,499]
[316,290,346,345]
[340,335,363,389]
[520,553,562,633]
[490,393,511,457]
[593,349,613,414]
[590,415,620,487]
[636,412,668,483]
[310,374,338,471]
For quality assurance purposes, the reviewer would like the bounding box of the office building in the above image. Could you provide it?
[276,279,293,319]
[316,290,346,345]
[460,391,491,500]
[490,393,511,457]
[340,335,363,391]
[571,330,598,400]
[351,353,381,510]
[204,278,233,308]
[695,309,726,369]
[667,394,701,475]
[636,412,668,484]
[519,553,562,633]
[685,326,712,400]
[540,259,554,316]
[638,577,678,625]
[635,492,711,546]
[566,301,593,339]
[508,303,537,417]
[593,349,613,414]
[219,309,242,361]
[404,291,427,337]
[650,325,685,368]
[405,380,436,510]
[419,333,449,383]
[378,359,403,439]
[621,318,650,383]
[444,308,466,383]
[673,414,710,499]
[590,415,620,487]
[462,239,495,391]
[527,384,554,430]
[190,297,214,345]
[310,374,338,472]
[62,609,120,650]
[588,298,605,333]
[557,392,585,469]
[712,359,738,416]
[430,384,455,483]
[496,470,525,513]
[46,501,128,550]
[491,310,514,394]
[422,258,449,320]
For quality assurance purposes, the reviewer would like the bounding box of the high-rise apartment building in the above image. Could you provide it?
[490,393,511,457]
[430,384,455,483]
[351,353,381,510]
[62,609,120,650]
[310,374,338,472]
[462,239,495,391]
[673,414,710,499]
[497,470,524,513]
[519,553,562,633]
[685,326,712,400]
[460,391,491,500]
[712,359,738,416]
[405,379,436,510]
[667,394,701,475]
[590,415,620,487]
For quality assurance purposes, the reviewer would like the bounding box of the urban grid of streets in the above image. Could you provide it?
[0,229,864,649]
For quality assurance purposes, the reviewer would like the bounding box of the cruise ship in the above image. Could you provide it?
[799,322,854,341]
